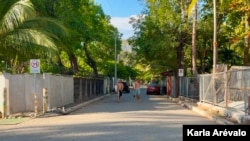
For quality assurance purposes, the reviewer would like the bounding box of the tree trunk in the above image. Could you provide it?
[192,3,199,99]
[192,3,197,77]
[69,54,79,74]
[83,43,99,77]
[244,14,249,65]
[176,32,185,98]
[175,0,190,98]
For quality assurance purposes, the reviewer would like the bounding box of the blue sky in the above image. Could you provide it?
[94,0,145,40]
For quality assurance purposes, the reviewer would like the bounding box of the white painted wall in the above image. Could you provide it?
[0,73,73,115]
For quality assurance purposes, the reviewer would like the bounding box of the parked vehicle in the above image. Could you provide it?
[122,81,130,93]
[146,82,161,95]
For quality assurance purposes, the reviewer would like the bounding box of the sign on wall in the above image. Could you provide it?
[30,59,40,73]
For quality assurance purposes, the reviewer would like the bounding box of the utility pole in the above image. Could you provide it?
[114,33,117,87]
[213,0,217,74]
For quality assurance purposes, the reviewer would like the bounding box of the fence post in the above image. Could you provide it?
[248,95,250,115]
[2,88,7,118]
[34,93,38,115]
[43,88,48,114]
[225,72,228,107]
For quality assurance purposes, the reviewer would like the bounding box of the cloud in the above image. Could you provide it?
[110,15,137,40]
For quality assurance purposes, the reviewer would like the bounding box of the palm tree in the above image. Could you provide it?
[188,0,198,77]
[0,0,67,73]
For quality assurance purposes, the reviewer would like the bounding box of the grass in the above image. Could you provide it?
[0,117,31,125]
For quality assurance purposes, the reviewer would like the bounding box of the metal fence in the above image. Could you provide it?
[74,77,114,103]
[177,67,250,115]
[179,77,199,100]
[198,68,250,115]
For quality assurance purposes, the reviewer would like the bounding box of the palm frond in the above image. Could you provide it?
[188,0,198,18]
[0,0,35,33]
[0,0,68,61]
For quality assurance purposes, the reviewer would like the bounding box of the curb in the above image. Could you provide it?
[187,104,235,125]
[166,96,235,125]
[61,93,112,114]
[47,93,241,125]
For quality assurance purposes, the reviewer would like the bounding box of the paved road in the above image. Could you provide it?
[0,88,216,141]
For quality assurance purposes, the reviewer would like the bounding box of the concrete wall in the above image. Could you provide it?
[0,73,73,115]
[43,73,74,110]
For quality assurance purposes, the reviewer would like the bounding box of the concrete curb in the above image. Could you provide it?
[165,96,236,125]
[61,93,113,115]
[56,93,243,125]
[196,102,250,124]
[186,103,235,125]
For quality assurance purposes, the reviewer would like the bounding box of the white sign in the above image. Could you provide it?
[178,69,184,77]
[30,59,40,73]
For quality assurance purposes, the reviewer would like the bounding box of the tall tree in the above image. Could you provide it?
[129,0,193,97]
[220,0,249,66]
[32,0,121,76]
[0,0,67,73]
[192,3,198,77]
[188,0,198,77]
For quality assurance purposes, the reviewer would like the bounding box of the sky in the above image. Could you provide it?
[94,0,145,40]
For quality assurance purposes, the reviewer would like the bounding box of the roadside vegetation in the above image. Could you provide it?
[0,0,249,83]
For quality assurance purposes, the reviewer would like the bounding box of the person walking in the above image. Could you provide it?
[117,79,124,103]
[134,79,141,102]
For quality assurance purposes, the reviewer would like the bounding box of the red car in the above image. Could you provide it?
[146,82,161,95]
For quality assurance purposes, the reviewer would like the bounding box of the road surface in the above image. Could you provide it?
[0,88,216,141]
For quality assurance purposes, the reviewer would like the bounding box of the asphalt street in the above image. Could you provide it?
[0,88,217,141]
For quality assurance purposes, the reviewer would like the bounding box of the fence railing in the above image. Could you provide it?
[73,77,113,103]
[179,77,199,100]
[178,67,250,115]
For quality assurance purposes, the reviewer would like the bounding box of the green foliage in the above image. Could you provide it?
[0,0,68,74]
[1,0,248,79]
[0,0,125,77]
[129,0,184,79]
[34,0,122,77]
[129,0,247,78]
